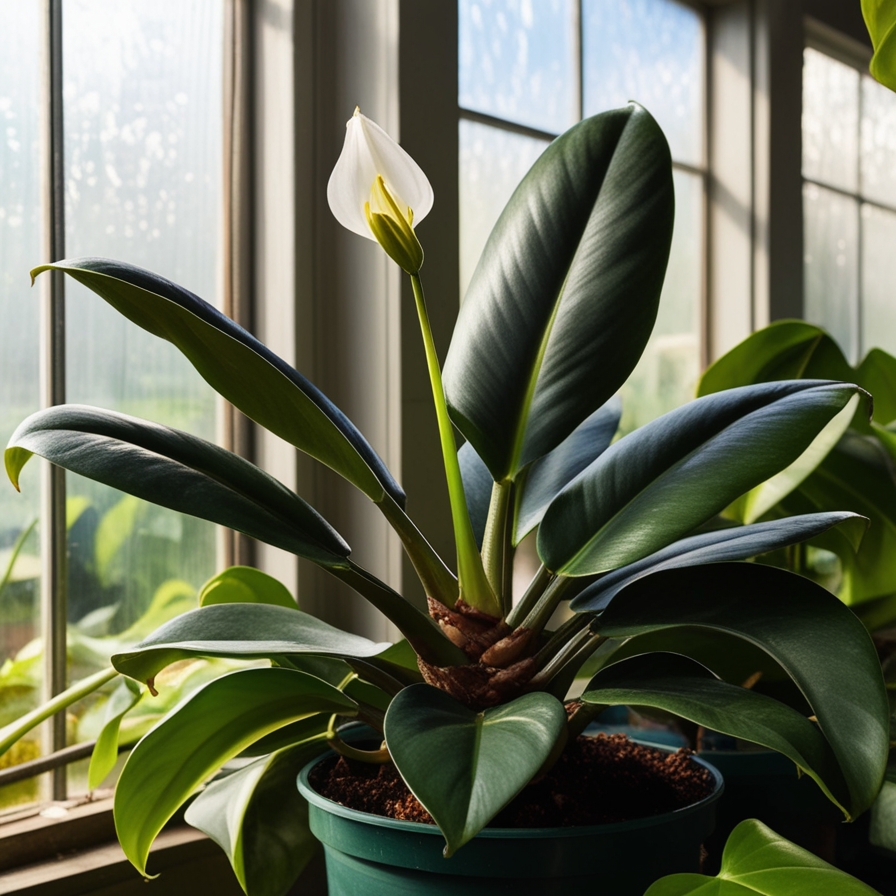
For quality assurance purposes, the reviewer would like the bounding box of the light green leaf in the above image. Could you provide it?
[864,0,896,94]
[581,652,848,814]
[200,566,298,611]
[444,104,673,480]
[593,563,889,818]
[185,738,329,896]
[32,259,403,505]
[384,684,567,856]
[537,381,863,576]
[645,819,882,894]
[88,677,143,790]
[114,666,356,876]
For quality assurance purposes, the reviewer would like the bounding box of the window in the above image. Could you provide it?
[458,0,707,432]
[0,0,225,808]
[803,39,896,361]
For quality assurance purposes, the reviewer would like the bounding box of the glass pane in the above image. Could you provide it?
[804,182,859,362]
[582,0,704,167]
[459,0,577,134]
[0,0,43,809]
[60,0,223,790]
[861,75,896,209]
[803,47,859,193]
[862,204,896,357]
[619,169,703,433]
[459,119,549,297]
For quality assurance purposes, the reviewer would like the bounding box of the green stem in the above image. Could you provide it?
[481,480,513,610]
[534,612,591,668]
[0,517,37,599]
[409,272,500,617]
[0,666,119,758]
[530,629,604,694]
[520,575,571,635]
[506,564,553,628]
[331,562,469,667]
[378,492,457,607]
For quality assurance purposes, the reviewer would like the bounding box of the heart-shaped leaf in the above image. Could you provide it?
[199,566,298,610]
[444,104,673,481]
[6,405,350,568]
[582,652,848,814]
[32,259,403,505]
[111,603,391,686]
[537,381,863,575]
[864,0,896,94]
[114,666,356,876]
[185,738,330,896]
[384,684,567,855]
[570,512,866,613]
[645,818,882,894]
[593,563,889,818]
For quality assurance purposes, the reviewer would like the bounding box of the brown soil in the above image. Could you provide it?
[308,732,715,828]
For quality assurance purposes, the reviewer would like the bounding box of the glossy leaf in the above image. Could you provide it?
[857,348,896,425]
[458,440,493,549]
[114,667,356,876]
[582,652,848,813]
[570,512,866,613]
[111,603,391,686]
[645,819,882,895]
[514,398,621,543]
[185,738,330,896]
[864,0,896,94]
[32,259,403,505]
[593,563,889,818]
[443,104,673,481]
[537,381,863,576]
[200,566,298,611]
[6,405,351,568]
[384,684,567,855]
[88,677,143,790]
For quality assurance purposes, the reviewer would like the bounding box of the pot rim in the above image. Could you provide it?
[297,745,725,840]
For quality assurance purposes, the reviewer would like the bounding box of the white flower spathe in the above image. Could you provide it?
[327,108,434,241]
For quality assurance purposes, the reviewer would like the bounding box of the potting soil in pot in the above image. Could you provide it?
[309,732,715,827]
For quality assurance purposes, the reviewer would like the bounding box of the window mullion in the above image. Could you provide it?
[38,0,67,802]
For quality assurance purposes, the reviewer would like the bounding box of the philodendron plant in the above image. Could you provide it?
[0,104,889,895]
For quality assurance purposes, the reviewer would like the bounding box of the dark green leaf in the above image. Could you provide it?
[5,405,350,568]
[645,818,882,894]
[185,738,330,896]
[114,667,356,876]
[200,566,298,610]
[857,348,896,425]
[111,603,391,686]
[593,563,889,818]
[582,652,848,813]
[514,398,620,543]
[32,259,403,505]
[458,441,493,549]
[444,104,673,480]
[570,512,866,613]
[537,381,863,575]
[384,684,566,855]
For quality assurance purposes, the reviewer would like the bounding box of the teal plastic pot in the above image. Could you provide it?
[297,753,723,896]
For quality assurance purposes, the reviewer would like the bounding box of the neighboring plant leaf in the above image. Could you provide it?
[88,677,143,790]
[514,398,621,544]
[458,440,493,549]
[864,0,896,95]
[593,563,889,818]
[94,494,142,586]
[443,104,673,481]
[582,652,848,814]
[779,432,896,605]
[857,348,896,425]
[5,405,351,568]
[570,512,866,613]
[31,260,404,505]
[200,566,298,611]
[384,684,567,856]
[645,818,882,895]
[114,667,356,877]
[537,381,863,576]
[111,603,391,686]
[185,738,330,896]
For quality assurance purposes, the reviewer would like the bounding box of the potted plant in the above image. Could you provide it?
[0,104,889,896]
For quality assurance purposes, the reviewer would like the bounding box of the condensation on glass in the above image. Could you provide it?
[458,0,706,433]
[803,45,896,362]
